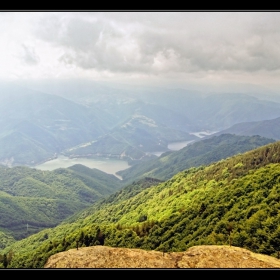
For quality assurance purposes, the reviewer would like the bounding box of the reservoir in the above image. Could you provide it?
[167,140,194,151]
[33,155,130,180]
[149,140,195,157]
[33,135,213,178]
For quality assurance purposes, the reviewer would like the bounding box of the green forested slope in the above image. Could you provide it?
[0,164,122,240]
[3,140,280,268]
[117,134,275,182]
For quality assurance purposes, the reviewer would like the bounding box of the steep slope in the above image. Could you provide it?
[3,140,280,268]
[117,134,275,182]
[0,231,15,250]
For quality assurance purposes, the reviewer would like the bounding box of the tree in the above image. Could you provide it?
[227,222,234,246]
[3,254,8,268]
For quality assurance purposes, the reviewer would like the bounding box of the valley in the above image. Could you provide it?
[2,81,280,168]
[1,82,280,268]
[32,138,204,178]
[3,138,280,268]
[2,11,280,269]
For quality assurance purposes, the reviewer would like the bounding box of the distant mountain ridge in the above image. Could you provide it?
[210,116,280,140]
[117,134,276,182]
[1,82,280,167]
[138,90,280,131]
[0,92,113,166]
[63,114,198,163]
[3,139,280,268]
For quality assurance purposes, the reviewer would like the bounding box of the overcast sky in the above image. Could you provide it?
[1,11,280,92]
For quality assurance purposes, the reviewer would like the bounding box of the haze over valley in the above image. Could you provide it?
[2,80,280,172]
[3,11,280,268]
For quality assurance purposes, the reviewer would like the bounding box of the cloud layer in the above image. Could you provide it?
[1,11,280,91]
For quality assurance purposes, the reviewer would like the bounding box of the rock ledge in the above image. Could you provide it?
[44,245,280,268]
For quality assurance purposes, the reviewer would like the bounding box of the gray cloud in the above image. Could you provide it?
[32,12,280,76]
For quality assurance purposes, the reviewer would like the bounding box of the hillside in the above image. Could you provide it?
[117,134,275,182]
[139,90,280,131]
[0,164,122,241]
[23,80,280,132]
[44,245,280,268]
[3,140,280,268]
[0,91,113,166]
[63,114,198,163]
[211,116,280,140]
[2,85,280,167]
[194,93,280,130]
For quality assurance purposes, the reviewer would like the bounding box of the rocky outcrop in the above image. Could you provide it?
[44,245,280,268]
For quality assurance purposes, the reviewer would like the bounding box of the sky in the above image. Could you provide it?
[1,11,280,93]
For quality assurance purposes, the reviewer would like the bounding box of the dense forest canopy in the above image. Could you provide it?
[2,140,280,268]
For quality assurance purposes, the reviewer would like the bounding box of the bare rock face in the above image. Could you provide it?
[44,245,280,268]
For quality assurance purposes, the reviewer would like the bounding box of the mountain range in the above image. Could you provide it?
[1,134,280,268]
[2,81,280,167]
[211,116,280,140]
[1,81,280,268]
[117,133,275,183]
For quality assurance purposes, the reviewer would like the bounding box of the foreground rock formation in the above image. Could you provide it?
[44,245,280,268]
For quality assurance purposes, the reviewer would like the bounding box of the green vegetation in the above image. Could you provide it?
[2,140,280,268]
[0,231,15,250]
[117,134,275,183]
[0,164,122,241]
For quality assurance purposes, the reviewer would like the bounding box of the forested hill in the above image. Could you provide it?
[0,164,122,242]
[117,133,276,183]
[3,139,280,268]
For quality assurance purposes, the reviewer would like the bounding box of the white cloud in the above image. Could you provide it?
[0,11,280,91]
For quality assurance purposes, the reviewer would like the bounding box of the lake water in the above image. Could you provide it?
[33,155,130,180]
[150,139,197,156]
[167,140,194,151]
[167,130,218,151]
[33,140,192,178]
[33,132,216,179]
